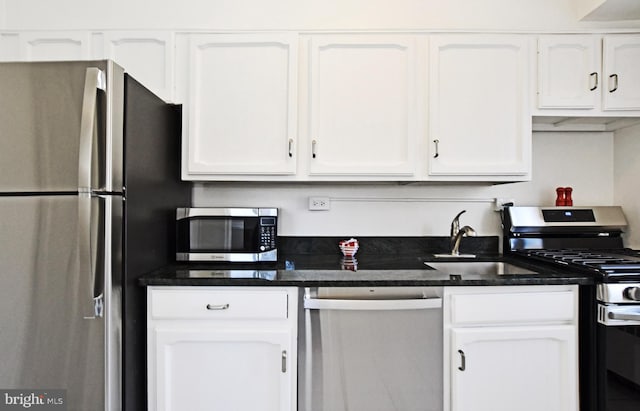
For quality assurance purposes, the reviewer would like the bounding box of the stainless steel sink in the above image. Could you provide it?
[424,261,538,275]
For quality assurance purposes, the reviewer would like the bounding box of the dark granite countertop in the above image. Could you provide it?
[140,236,593,287]
[140,248,593,287]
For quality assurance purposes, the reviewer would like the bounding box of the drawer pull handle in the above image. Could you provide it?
[458,349,466,371]
[206,303,230,310]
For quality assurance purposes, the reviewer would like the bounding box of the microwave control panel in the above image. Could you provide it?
[259,217,277,251]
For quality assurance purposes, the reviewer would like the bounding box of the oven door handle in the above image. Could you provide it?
[608,310,640,321]
[304,297,442,311]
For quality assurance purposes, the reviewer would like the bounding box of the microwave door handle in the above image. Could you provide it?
[78,67,106,194]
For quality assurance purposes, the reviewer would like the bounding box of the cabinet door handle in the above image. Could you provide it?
[590,72,598,91]
[458,349,466,371]
[281,350,287,373]
[312,140,317,159]
[609,74,619,93]
[206,303,230,310]
[433,139,440,158]
[288,138,294,158]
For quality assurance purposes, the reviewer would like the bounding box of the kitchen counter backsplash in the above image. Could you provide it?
[278,236,499,257]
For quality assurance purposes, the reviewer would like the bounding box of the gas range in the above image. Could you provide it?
[503,206,638,283]
[502,205,640,319]
[503,206,640,411]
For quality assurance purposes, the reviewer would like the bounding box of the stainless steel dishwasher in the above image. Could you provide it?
[299,287,443,411]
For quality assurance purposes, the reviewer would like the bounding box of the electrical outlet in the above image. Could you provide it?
[309,196,331,211]
[494,198,515,211]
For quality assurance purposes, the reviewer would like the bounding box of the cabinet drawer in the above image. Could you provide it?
[450,290,576,325]
[149,288,289,320]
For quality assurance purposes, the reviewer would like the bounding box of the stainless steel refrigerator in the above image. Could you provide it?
[0,60,191,411]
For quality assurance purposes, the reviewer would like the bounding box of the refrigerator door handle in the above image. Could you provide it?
[79,194,105,320]
[78,67,106,194]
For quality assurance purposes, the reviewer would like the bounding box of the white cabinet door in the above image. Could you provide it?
[19,31,91,61]
[537,35,600,109]
[305,35,419,178]
[101,31,174,102]
[0,33,20,61]
[428,35,531,180]
[450,326,578,411]
[151,327,292,411]
[183,34,298,178]
[147,286,297,411]
[603,34,640,110]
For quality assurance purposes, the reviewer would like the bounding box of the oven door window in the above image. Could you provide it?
[180,217,259,252]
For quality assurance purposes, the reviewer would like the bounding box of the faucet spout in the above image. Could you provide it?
[450,210,466,239]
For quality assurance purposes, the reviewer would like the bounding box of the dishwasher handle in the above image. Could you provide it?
[304,297,442,311]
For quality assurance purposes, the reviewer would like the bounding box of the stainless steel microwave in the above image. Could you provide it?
[176,208,278,262]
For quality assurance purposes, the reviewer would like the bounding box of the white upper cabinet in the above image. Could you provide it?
[0,33,20,61]
[428,35,531,181]
[536,34,640,113]
[0,31,175,102]
[602,34,640,110]
[303,34,420,178]
[1,31,91,61]
[182,33,298,179]
[537,35,601,109]
[101,31,175,102]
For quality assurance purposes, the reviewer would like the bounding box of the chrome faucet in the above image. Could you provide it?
[449,210,476,256]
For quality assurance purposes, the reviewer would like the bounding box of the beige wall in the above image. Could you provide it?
[2,0,640,31]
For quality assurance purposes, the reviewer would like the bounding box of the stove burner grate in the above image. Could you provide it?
[514,248,640,282]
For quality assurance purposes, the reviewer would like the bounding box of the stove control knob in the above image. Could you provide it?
[623,287,640,301]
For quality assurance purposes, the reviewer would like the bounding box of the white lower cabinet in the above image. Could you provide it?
[147,285,578,411]
[147,286,297,411]
[444,285,579,411]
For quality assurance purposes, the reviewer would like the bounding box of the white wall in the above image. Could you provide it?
[614,123,640,248]
[193,132,615,237]
[2,0,640,31]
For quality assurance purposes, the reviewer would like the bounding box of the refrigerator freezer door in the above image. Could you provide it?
[0,195,109,410]
[0,61,115,193]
